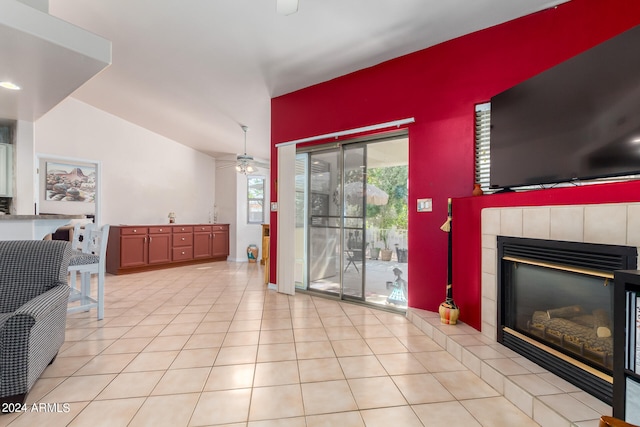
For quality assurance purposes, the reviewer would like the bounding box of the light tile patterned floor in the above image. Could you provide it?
[2,261,545,426]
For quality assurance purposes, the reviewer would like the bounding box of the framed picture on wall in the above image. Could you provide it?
[45,161,96,202]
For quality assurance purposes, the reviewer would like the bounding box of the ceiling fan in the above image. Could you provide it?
[277,0,299,15]
[219,125,269,174]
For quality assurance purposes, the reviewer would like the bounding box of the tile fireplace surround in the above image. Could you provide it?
[408,202,640,427]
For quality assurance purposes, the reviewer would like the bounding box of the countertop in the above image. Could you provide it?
[0,214,85,221]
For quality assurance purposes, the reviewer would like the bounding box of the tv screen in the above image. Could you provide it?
[490,24,640,189]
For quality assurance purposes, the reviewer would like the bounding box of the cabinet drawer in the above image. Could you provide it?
[173,232,193,247]
[121,227,148,235]
[173,226,193,233]
[195,225,212,232]
[149,226,171,234]
[212,225,228,231]
[172,246,193,261]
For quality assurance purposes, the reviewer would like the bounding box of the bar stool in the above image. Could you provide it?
[67,224,110,320]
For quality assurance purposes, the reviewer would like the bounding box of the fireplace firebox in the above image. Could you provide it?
[497,236,637,404]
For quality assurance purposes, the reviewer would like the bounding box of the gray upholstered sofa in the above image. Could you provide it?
[0,240,71,406]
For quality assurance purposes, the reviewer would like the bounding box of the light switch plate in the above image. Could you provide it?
[417,198,432,212]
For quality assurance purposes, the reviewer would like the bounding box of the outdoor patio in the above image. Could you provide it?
[308,250,409,310]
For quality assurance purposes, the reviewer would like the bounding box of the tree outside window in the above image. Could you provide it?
[247,176,265,224]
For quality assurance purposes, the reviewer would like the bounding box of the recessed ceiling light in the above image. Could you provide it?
[0,81,21,90]
[277,0,298,15]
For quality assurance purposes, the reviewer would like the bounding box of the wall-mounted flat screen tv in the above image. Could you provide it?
[490,24,640,189]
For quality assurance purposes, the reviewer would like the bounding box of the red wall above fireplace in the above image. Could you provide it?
[270,0,640,329]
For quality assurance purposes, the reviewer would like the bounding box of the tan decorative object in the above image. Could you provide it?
[593,308,611,337]
[247,244,258,263]
[439,290,460,325]
[380,248,393,261]
[547,305,584,319]
[379,229,392,261]
[261,224,269,265]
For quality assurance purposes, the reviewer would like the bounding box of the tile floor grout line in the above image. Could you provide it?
[6,263,551,426]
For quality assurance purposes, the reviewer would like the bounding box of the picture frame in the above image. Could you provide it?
[45,161,96,203]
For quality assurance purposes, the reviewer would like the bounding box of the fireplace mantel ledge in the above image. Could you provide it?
[406,307,610,427]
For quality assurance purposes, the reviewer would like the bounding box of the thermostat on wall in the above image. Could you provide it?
[270,202,278,212]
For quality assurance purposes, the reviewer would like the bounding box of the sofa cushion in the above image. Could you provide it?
[0,240,71,312]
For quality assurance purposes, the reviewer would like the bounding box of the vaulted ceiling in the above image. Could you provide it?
[32,1,568,160]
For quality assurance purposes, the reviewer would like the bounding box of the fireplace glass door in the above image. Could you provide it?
[505,260,614,372]
[498,235,637,404]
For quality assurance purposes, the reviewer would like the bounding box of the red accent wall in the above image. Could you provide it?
[270,0,640,329]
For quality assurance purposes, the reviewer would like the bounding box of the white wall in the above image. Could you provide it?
[215,165,269,262]
[35,98,215,226]
[215,165,238,259]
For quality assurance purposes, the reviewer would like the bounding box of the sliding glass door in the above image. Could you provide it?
[307,149,341,295]
[362,137,408,307]
[295,135,408,309]
[342,144,366,301]
[294,154,307,290]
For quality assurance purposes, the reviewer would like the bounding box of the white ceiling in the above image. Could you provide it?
[0,0,110,123]
[36,0,569,161]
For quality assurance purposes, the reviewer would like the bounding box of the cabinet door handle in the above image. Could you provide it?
[181,237,185,241]
[209,233,212,239]
[149,236,153,242]
[144,236,147,243]
[133,229,137,233]
[159,228,163,232]
[181,251,185,255]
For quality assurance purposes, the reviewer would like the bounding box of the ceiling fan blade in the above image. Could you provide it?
[216,160,269,171]
[252,160,270,169]
[277,0,298,15]
[216,162,236,169]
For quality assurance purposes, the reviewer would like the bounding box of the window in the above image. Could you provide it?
[475,102,491,193]
[247,176,265,224]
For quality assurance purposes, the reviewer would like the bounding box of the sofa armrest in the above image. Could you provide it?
[0,284,70,398]
[13,284,70,322]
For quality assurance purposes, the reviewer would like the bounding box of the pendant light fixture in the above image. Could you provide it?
[236,125,256,175]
